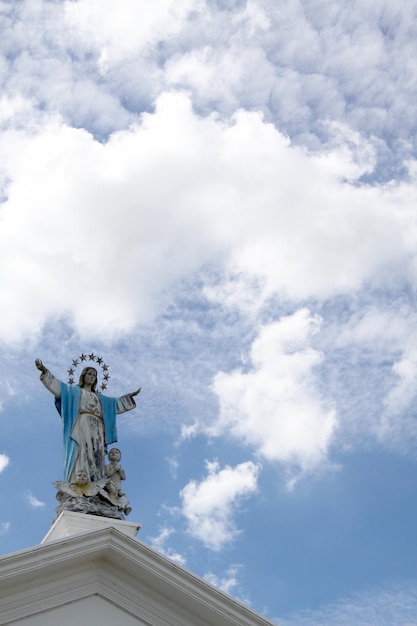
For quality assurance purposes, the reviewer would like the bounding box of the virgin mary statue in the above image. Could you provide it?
[35,359,140,484]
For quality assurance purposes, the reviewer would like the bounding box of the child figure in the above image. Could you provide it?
[105,448,126,498]
[104,448,131,515]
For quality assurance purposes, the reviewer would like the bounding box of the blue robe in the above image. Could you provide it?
[55,383,119,482]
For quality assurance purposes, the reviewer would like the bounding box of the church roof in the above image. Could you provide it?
[0,513,278,625]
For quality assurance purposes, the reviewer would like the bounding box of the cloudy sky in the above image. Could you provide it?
[1,0,417,623]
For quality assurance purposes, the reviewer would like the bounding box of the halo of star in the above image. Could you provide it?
[67,353,110,392]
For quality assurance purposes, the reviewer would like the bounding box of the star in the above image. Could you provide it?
[89,353,95,361]
[67,368,74,375]
[96,357,103,365]
[72,359,79,367]
[68,377,74,385]
[101,383,107,390]
[80,354,87,361]
[103,364,109,371]
[104,373,109,380]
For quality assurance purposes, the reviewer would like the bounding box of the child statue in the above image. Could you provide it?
[105,448,132,516]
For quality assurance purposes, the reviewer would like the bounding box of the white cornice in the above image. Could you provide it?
[0,525,278,625]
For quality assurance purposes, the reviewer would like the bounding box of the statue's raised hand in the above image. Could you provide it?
[129,387,141,398]
[35,359,47,374]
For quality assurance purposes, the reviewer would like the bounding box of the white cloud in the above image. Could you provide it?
[26,492,45,509]
[180,423,199,441]
[333,307,413,353]
[162,0,417,169]
[64,0,201,73]
[384,350,417,414]
[1,93,417,344]
[278,580,417,626]
[211,309,337,477]
[0,0,415,175]
[204,564,245,597]
[166,456,179,479]
[165,43,275,115]
[0,521,10,534]
[378,343,417,453]
[149,526,186,566]
[329,304,417,453]
[0,454,9,473]
[180,459,260,551]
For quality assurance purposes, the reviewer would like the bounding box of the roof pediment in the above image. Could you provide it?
[0,514,277,626]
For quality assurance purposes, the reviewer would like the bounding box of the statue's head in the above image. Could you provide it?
[74,469,89,486]
[108,448,121,462]
[79,367,98,391]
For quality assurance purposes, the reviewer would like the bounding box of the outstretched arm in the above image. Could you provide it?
[115,387,141,414]
[35,359,61,397]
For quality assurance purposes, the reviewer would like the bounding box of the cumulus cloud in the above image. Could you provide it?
[180,459,260,550]
[162,0,417,172]
[1,92,417,344]
[0,0,415,175]
[64,0,200,73]
[0,454,9,474]
[211,309,336,477]
[0,522,10,534]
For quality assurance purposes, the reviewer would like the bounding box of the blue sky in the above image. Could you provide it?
[1,0,417,623]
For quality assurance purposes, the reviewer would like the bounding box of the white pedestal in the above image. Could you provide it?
[41,510,141,544]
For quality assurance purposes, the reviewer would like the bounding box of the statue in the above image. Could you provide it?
[35,356,140,519]
[104,448,132,516]
[105,448,127,498]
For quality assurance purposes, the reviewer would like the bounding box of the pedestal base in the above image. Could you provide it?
[42,510,141,544]
[55,493,128,520]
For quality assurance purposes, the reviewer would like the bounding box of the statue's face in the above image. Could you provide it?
[109,449,121,462]
[75,470,88,485]
[84,368,97,386]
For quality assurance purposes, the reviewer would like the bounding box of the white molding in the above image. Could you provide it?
[0,526,278,625]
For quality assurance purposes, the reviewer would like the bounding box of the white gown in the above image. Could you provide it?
[41,371,135,482]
